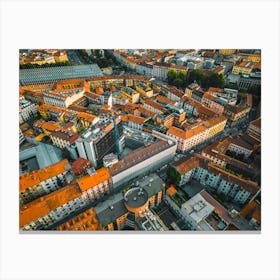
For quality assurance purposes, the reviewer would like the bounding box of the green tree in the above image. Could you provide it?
[167,69,177,85]
[167,166,181,185]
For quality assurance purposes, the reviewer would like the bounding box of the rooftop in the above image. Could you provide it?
[94,193,127,227]
[124,187,149,209]
[20,159,71,192]
[19,64,103,86]
[181,193,215,224]
[108,140,175,176]
[77,167,111,192]
[20,183,81,228]
[56,208,102,231]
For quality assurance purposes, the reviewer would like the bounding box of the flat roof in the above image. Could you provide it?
[124,187,149,209]
[181,193,215,224]
[94,193,127,227]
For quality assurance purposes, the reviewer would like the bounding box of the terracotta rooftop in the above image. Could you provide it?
[203,115,227,128]
[125,114,147,124]
[77,167,111,192]
[173,154,260,194]
[166,186,177,197]
[20,159,71,192]
[250,117,261,129]
[50,129,79,144]
[199,190,232,224]
[20,183,82,228]
[56,208,102,231]
[144,99,164,111]
[208,87,224,94]
[163,85,185,98]
[42,121,62,132]
[202,92,217,102]
[156,95,176,105]
[77,112,98,123]
[137,106,157,118]
[71,158,91,176]
[173,155,200,174]
[167,125,207,140]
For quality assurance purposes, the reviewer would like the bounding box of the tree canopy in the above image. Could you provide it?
[167,166,181,186]
[167,69,187,88]
[187,69,225,88]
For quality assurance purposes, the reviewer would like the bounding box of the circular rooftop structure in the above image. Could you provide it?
[124,187,149,210]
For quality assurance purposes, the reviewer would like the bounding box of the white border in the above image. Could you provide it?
[1,0,280,280]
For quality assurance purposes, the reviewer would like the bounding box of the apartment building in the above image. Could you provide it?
[136,62,153,77]
[77,167,112,203]
[50,129,80,149]
[171,154,260,204]
[20,183,87,231]
[167,116,227,152]
[43,88,85,108]
[20,159,74,205]
[201,92,224,115]
[76,116,123,167]
[232,61,260,75]
[135,82,153,98]
[143,99,164,114]
[119,87,140,103]
[121,114,147,130]
[19,99,37,124]
[247,118,261,140]
[20,167,113,231]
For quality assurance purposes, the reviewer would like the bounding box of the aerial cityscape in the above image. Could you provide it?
[19,49,261,232]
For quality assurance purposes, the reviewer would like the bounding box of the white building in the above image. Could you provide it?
[19,99,38,124]
[19,159,74,205]
[136,63,153,77]
[109,140,177,188]
[43,88,84,108]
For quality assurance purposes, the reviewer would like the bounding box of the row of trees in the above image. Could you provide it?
[20,61,72,69]
[167,68,225,89]
[187,69,225,89]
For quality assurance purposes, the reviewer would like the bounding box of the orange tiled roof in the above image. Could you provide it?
[22,128,36,138]
[166,186,177,197]
[250,118,261,129]
[20,159,70,192]
[208,87,224,93]
[167,125,207,140]
[173,156,200,174]
[144,99,164,111]
[77,167,111,192]
[77,112,98,123]
[20,183,81,228]
[156,95,176,105]
[203,115,227,128]
[42,121,62,132]
[126,114,146,124]
[56,208,102,231]
[202,92,217,102]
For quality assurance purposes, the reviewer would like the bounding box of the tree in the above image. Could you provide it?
[167,69,187,88]
[187,69,225,88]
[167,69,177,85]
[167,166,181,185]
